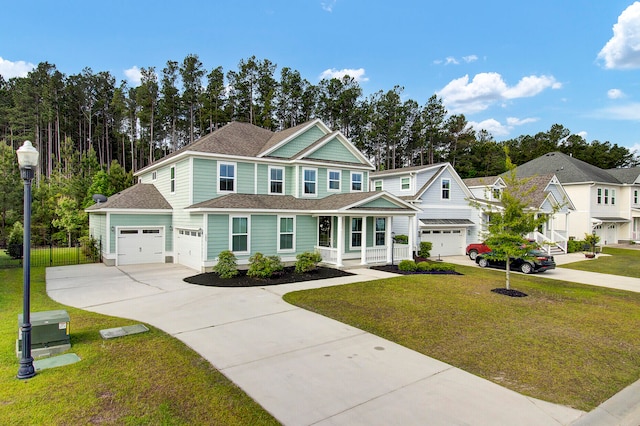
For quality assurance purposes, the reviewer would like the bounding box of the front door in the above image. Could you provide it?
[319,216,332,247]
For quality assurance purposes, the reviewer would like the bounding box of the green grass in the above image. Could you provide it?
[284,265,640,411]
[561,247,640,278]
[0,267,278,425]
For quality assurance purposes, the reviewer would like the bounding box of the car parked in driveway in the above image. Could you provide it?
[475,250,556,274]
[466,242,491,260]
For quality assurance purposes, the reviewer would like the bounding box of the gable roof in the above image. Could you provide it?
[85,184,172,211]
[606,167,640,184]
[463,176,505,188]
[512,152,619,184]
[370,163,447,178]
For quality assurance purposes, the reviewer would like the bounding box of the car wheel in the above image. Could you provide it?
[469,250,478,260]
[478,258,488,268]
[520,262,533,274]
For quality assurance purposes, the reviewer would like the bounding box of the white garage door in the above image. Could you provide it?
[117,228,164,265]
[176,229,203,271]
[421,229,465,256]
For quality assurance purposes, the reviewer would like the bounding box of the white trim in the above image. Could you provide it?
[351,171,363,192]
[170,165,176,194]
[374,217,386,246]
[441,178,451,200]
[350,217,363,250]
[400,176,411,191]
[302,167,318,197]
[229,215,250,254]
[277,215,296,252]
[374,179,383,191]
[268,165,286,195]
[218,161,237,194]
[327,169,341,192]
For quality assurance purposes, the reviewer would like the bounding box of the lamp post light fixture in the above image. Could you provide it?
[16,140,38,380]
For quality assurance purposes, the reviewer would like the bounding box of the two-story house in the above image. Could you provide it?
[87,119,419,271]
[513,152,640,244]
[370,163,479,257]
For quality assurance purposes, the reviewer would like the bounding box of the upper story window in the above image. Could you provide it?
[152,171,157,181]
[634,190,638,204]
[604,188,609,205]
[442,179,451,199]
[401,177,411,191]
[374,180,383,191]
[328,170,341,191]
[612,189,616,205]
[219,162,236,193]
[303,168,317,196]
[597,188,602,204]
[269,166,284,194]
[351,172,363,191]
[492,188,501,199]
[170,166,175,193]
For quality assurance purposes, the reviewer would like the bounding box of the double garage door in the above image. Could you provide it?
[421,229,465,256]
[117,227,164,265]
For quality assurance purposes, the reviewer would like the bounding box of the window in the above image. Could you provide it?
[351,172,363,191]
[604,188,609,205]
[351,218,362,248]
[442,179,451,199]
[303,168,317,195]
[635,190,638,204]
[328,170,341,191]
[375,218,386,246]
[231,217,249,252]
[612,189,616,205]
[269,167,284,194]
[374,180,383,191]
[278,217,295,251]
[492,188,501,199]
[401,177,410,190]
[152,171,157,180]
[597,188,602,204]
[170,166,175,193]
[219,162,236,192]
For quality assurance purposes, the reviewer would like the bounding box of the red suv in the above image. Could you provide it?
[466,242,491,260]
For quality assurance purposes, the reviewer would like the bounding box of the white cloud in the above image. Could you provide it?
[445,56,459,65]
[124,66,142,86]
[469,118,510,137]
[434,55,478,65]
[321,0,336,12]
[463,55,478,63]
[437,72,561,114]
[607,88,625,99]
[577,131,588,140]
[319,67,368,82]
[597,102,640,120]
[0,57,35,79]
[598,2,640,69]
[506,117,538,126]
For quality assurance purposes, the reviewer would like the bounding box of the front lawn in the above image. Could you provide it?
[561,247,640,278]
[284,264,640,411]
[0,267,278,425]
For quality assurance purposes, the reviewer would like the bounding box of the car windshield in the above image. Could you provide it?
[529,250,547,256]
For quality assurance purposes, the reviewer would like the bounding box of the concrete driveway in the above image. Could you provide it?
[46,261,637,425]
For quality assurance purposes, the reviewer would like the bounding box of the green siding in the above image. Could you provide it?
[285,166,294,195]
[296,215,317,252]
[238,162,255,193]
[250,215,277,254]
[270,126,326,158]
[193,158,216,203]
[89,213,107,253]
[310,138,361,164]
[256,164,268,194]
[207,214,229,259]
[360,198,400,208]
[109,214,173,253]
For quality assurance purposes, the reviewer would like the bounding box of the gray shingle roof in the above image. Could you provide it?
[370,163,448,177]
[512,152,619,184]
[463,176,501,187]
[86,184,172,210]
[606,167,640,184]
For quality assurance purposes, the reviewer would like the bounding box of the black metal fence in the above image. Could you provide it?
[1,239,102,268]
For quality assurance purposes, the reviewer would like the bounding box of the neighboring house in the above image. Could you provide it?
[465,173,575,254]
[512,151,640,244]
[87,119,419,271]
[371,163,480,256]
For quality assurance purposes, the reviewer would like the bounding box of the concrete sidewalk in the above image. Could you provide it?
[46,263,590,425]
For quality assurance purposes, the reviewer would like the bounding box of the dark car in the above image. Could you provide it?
[475,250,556,274]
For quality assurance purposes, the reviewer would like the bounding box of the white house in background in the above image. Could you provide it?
[371,163,482,257]
[513,152,640,244]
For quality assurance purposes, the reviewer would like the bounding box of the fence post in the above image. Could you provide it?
[49,239,53,267]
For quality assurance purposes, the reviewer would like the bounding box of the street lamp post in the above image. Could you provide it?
[16,140,38,380]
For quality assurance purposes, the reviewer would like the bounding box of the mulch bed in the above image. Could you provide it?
[184,266,354,287]
[491,288,528,297]
[370,264,462,275]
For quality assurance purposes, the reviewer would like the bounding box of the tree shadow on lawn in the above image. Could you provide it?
[184,266,354,287]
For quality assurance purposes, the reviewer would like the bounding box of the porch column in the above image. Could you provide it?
[336,216,344,267]
[360,216,367,265]
[408,214,416,260]
[386,216,393,263]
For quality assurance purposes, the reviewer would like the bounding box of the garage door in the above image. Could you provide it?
[117,228,164,265]
[176,229,202,271]
[421,229,465,256]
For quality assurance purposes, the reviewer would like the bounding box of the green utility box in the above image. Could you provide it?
[17,310,70,358]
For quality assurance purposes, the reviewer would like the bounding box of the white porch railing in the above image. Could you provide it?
[365,247,387,263]
[315,243,411,266]
[316,246,338,264]
[393,243,411,262]
[530,231,567,254]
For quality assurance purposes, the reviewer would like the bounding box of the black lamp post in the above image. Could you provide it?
[17,140,38,380]
[391,231,395,266]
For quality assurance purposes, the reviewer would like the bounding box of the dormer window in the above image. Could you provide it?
[492,188,501,199]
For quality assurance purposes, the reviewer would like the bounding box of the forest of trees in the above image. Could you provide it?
[0,53,637,246]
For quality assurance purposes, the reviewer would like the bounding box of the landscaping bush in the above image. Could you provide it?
[247,253,284,279]
[416,261,456,272]
[7,221,23,259]
[416,261,431,271]
[214,250,239,278]
[398,259,417,271]
[393,234,408,244]
[418,241,432,258]
[295,251,322,274]
[79,235,99,260]
[567,239,587,253]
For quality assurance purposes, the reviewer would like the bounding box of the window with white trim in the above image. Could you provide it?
[442,179,451,199]
[375,217,386,246]
[374,180,382,191]
[401,177,410,191]
[351,172,363,191]
[597,188,602,204]
[278,216,295,251]
[328,170,341,191]
[170,166,175,193]
[219,162,236,192]
[269,166,284,194]
[303,168,317,196]
[231,217,249,253]
[492,188,501,199]
[351,218,362,248]
[152,171,157,181]
[612,189,616,205]
[604,188,609,205]
[634,190,638,204]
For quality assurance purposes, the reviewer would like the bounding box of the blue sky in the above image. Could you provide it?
[2,1,640,154]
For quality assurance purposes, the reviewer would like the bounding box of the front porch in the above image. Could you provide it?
[316,243,412,269]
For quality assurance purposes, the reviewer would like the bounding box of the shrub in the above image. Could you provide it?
[567,239,586,253]
[7,222,23,259]
[416,261,431,271]
[214,250,239,278]
[79,236,100,260]
[393,234,408,244]
[295,251,322,274]
[418,241,432,258]
[398,259,417,271]
[416,261,456,272]
[247,253,284,279]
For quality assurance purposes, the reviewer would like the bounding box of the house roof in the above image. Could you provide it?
[462,176,503,187]
[606,167,640,184]
[370,163,448,177]
[419,219,475,226]
[85,184,172,211]
[512,152,620,184]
